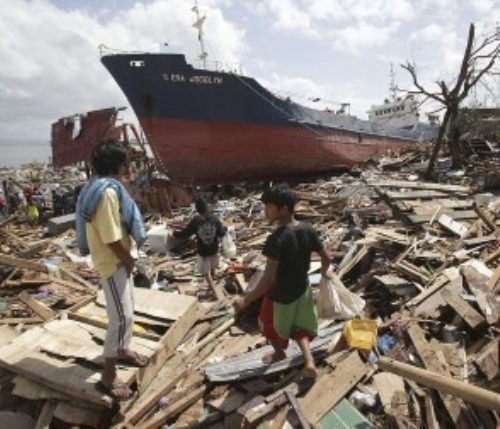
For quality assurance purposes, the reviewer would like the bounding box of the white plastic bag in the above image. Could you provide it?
[221,231,237,258]
[316,274,365,320]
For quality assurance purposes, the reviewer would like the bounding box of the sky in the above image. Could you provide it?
[0,0,499,165]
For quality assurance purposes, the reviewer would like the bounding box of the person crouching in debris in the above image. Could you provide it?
[76,139,148,401]
[233,184,331,381]
[173,198,226,298]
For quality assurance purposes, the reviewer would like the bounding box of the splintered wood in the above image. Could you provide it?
[0,153,499,428]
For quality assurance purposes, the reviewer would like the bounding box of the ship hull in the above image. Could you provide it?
[101,53,424,184]
[143,117,411,183]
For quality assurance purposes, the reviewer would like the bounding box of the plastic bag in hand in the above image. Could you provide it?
[316,273,365,320]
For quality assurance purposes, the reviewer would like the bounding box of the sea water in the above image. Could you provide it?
[0,140,51,167]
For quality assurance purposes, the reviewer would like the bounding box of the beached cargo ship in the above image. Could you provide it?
[100,5,435,184]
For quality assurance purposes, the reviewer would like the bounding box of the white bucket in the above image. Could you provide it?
[147,224,169,253]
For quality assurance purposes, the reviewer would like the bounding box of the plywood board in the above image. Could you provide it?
[299,351,368,425]
[407,322,475,426]
[97,288,197,321]
[441,288,486,330]
[0,347,111,406]
[13,376,68,401]
[373,372,409,419]
[54,402,101,427]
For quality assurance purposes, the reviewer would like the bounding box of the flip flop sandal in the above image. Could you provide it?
[96,381,134,401]
[117,351,150,367]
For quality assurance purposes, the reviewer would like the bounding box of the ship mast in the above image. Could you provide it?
[192,0,208,69]
[389,63,398,101]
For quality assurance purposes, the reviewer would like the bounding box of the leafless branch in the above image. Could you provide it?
[400,62,446,104]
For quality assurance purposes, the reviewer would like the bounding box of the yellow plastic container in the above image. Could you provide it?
[344,319,378,350]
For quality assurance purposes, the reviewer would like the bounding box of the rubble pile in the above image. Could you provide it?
[0,152,498,428]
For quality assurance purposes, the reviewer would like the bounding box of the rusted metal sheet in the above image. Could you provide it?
[51,107,144,168]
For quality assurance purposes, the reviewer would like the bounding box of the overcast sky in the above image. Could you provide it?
[1,0,499,155]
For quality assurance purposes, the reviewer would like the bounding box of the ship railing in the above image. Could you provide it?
[189,58,243,75]
[98,44,150,57]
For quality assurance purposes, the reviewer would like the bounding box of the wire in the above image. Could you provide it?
[231,73,329,137]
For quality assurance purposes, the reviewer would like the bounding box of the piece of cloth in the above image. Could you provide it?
[86,188,132,278]
[101,265,134,358]
[27,203,39,222]
[196,254,219,275]
[263,222,323,304]
[76,177,146,256]
[173,214,225,257]
[258,286,318,349]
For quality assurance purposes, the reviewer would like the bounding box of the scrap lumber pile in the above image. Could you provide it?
[0,151,498,428]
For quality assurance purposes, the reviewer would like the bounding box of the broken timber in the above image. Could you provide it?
[407,322,476,426]
[441,288,486,330]
[298,351,368,425]
[378,357,500,411]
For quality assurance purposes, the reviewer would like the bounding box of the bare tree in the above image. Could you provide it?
[401,23,500,177]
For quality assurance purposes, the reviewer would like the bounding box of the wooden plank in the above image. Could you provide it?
[0,268,18,288]
[45,275,90,293]
[97,288,197,321]
[59,267,95,291]
[487,266,500,293]
[407,323,475,426]
[385,190,450,200]
[0,254,48,273]
[209,281,226,302]
[406,275,449,308]
[0,317,43,325]
[140,385,206,429]
[209,387,247,414]
[474,341,499,381]
[124,355,188,425]
[461,264,498,324]
[35,400,56,429]
[373,372,409,421]
[54,402,100,427]
[396,260,431,284]
[463,235,497,247]
[483,247,500,264]
[244,392,289,426]
[299,351,368,425]
[442,288,487,330]
[473,203,497,232]
[368,180,471,193]
[401,199,474,211]
[0,348,111,407]
[286,390,310,429]
[424,395,440,429]
[18,291,54,321]
[67,311,159,341]
[337,245,369,279]
[270,405,290,429]
[408,210,477,224]
[379,357,500,411]
[438,214,468,237]
[136,301,202,393]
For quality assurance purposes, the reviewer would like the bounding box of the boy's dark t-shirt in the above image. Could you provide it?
[263,222,323,304]
[174,214,225,257]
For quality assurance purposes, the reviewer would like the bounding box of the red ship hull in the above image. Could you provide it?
[143,118,413,184]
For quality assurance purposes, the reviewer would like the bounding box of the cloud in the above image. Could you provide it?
[0,0,245,141]
[265,0,318,37]
[331,21,401,53]
[255,0,414,52]
[470,0,495,13]
[410,24,464,77]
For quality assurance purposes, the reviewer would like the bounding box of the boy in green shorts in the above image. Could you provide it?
[233,184,330,379]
